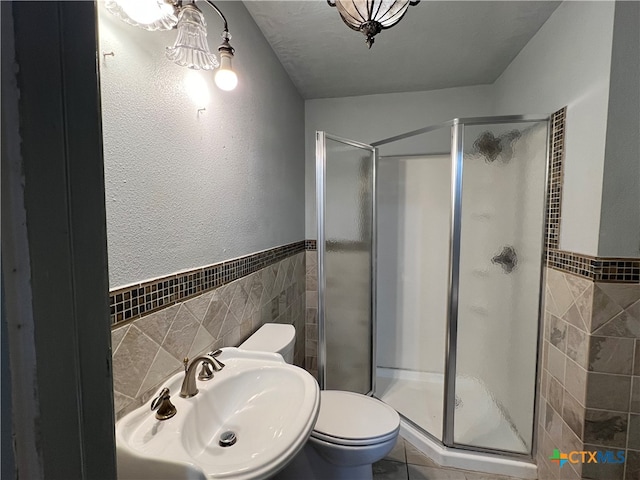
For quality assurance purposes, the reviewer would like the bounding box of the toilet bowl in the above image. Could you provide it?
[239,324,400,480]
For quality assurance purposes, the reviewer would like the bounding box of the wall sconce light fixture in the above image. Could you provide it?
[327,0,420,48]
[105,0,237,90]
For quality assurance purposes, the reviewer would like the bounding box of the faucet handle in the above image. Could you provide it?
[207,350,225,371]
[198,361,214,381]
[150,387,177,421]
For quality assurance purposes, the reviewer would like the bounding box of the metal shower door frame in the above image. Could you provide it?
[371,114,551,460]
[316,131,377,395]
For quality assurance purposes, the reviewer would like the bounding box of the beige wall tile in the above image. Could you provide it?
[134,304,179,345]
[137,347,181,398]
[589,336,634,374]
[549,315,567,352]
[628,414,640,450]
[632,376,640,414]
[563,303,589,333]
[202,292,228,339]
[111,324,130,353]
[547,269,575,317]
[187,326,215,358]
[183,291,213,322]
[564,272,592,303]
[566,325,589,368]
[583,411,628,449]
[564,357,587,406]
[112,325,160,398]
[548,376,564,414]
[574,284,593,331]
[582,443,626,479]
[591,285,624,332]
[161,304,200,361]
[546,403,563,445]
[306,290,318,308]
[545,286,561,318]
[548,343,566,382]
[562,391,585,440]
[593,310,640,338]
[597,283,640,309]
[585,373,631,411]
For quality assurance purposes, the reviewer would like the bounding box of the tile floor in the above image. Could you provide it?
[373,437,531,480]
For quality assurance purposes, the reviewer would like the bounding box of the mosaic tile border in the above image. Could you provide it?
[543,107,640,283]
[545,107,565,252]
[548,250,640,283]
[305,239,317,251]
[110,241,306,326]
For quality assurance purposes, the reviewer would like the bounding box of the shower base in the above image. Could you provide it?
[375,367,537,479]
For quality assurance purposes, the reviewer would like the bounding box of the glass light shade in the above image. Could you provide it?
[214,52,237,91]
[105,0,177,31]
[331,0,414,47]
[166,4,219,70]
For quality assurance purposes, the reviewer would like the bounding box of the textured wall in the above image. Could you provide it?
[598,1,640,258]
[493,1,615,257]
[98,2,304,288]
[112,252,306,419]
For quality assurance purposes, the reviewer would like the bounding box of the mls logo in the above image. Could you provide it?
[550,448,626,468]
[596,451,626,464]
[549,449,568,467]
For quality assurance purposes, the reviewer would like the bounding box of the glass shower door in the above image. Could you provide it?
[450,120,549,453]
[373,124,454,442]
[316,132,375,394]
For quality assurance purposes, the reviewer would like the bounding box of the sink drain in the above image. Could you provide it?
[219,431,237,447]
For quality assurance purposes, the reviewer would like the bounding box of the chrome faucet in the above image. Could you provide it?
[180,356,217,398]
[179,351,225,398]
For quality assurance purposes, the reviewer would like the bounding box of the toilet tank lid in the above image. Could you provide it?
[239,323,295,353]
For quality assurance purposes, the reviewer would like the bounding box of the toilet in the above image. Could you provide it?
[239,323,400,480]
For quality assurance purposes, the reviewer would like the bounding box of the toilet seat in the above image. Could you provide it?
[311,391,400,447]
[310,428,399,447]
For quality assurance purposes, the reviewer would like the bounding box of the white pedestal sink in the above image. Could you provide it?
[116,348,320,480]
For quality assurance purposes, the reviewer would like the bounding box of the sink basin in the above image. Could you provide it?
[116,348,320,480]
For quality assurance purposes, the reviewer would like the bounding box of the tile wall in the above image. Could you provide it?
[538,269,640,480]
[111,248,306,419]
[305,249,318,379]
[109,242,306,326]
[537,107,640,480]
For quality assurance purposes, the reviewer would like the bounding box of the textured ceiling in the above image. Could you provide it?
[243,1,560,99]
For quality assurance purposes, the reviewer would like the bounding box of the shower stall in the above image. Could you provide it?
[315,115,549,478]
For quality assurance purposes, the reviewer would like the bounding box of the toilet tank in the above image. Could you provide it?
[239,323,295,364]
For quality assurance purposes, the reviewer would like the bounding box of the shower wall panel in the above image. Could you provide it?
[377,155,451,374]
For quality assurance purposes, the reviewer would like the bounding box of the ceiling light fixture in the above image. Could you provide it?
[106,0,237,90]
[327,0,420,48]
